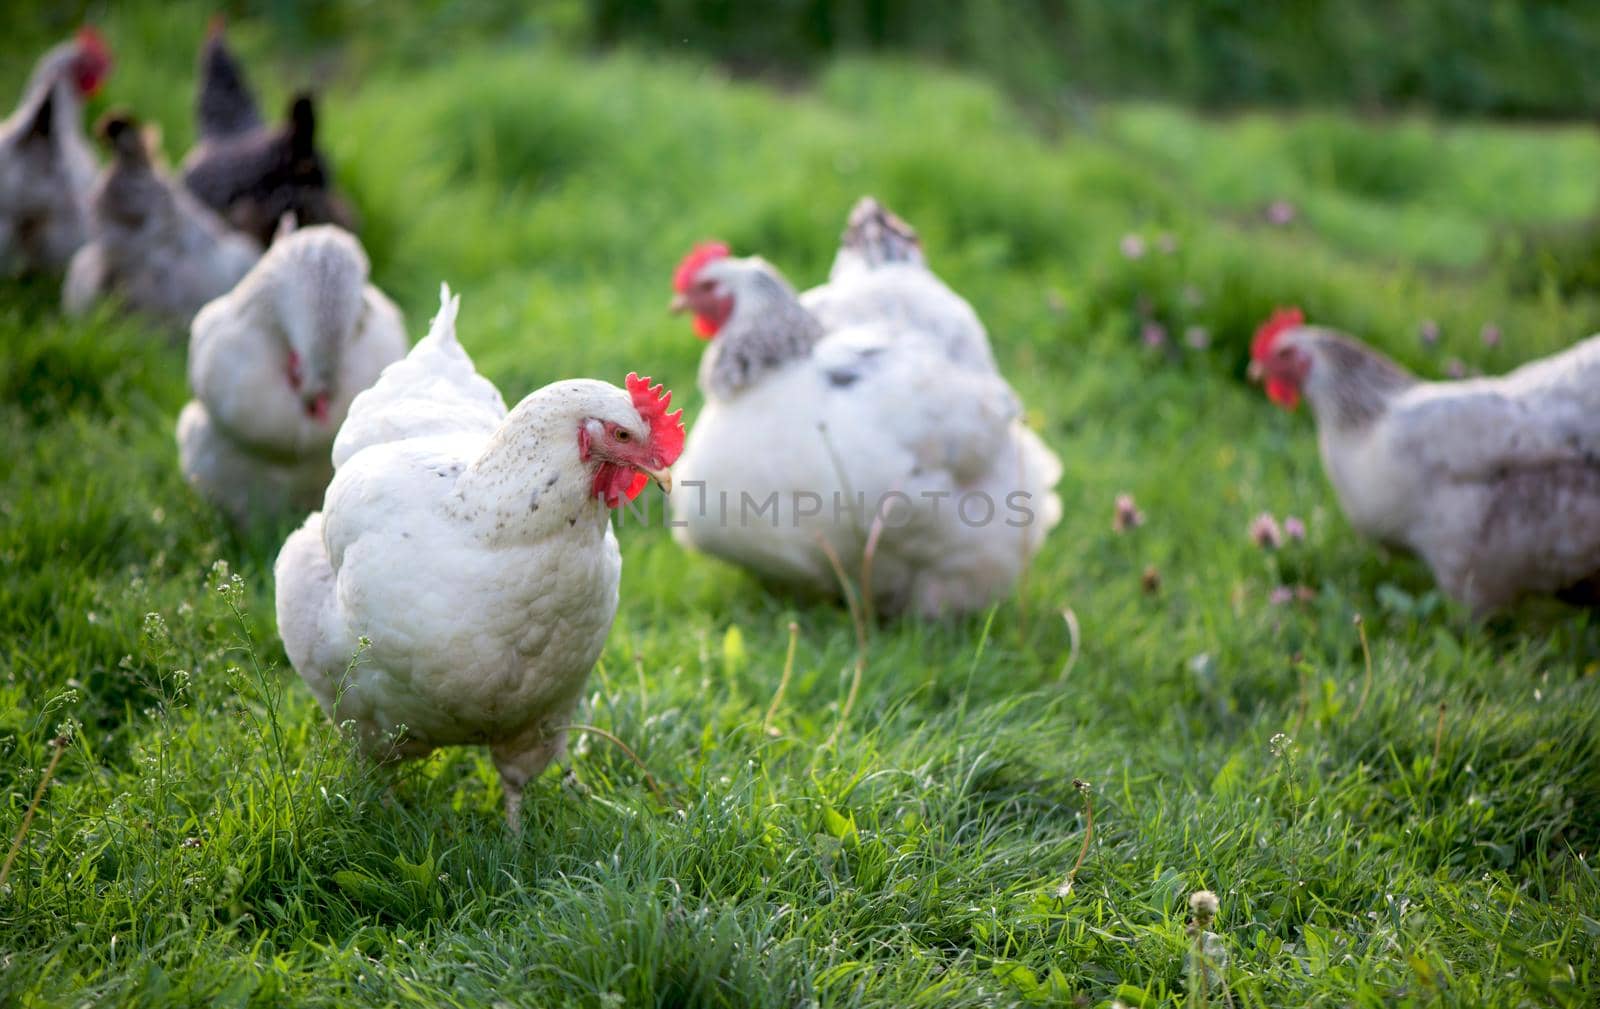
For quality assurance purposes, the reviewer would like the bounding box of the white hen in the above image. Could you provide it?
[668,198,1061,618]
[1251,308,1600,614]
[63,112,261,328]
[0,28,110,276]
[801,197,996,373]
[177,224,405,524]
[275,286,685,827]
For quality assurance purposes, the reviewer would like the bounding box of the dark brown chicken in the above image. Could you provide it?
[178,25,355,246]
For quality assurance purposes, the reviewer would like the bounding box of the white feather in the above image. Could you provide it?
[177,226,407,524]
[276,293,659,822]
[673,249,1061,617]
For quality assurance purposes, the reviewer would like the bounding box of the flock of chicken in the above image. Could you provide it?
[6,26,1598,826]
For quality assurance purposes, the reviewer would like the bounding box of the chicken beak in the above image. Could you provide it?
[642,465,673,495]
[1246,360,1265,383]
[669,293,688,314]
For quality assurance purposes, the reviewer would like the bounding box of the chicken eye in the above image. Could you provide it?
[614,429,631,442]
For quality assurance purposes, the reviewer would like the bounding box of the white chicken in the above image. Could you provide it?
[63,112,261,328]
[0,28,110,275]
[177,223,406,524]
[801,197,996,373]
[275,286,684,828]
[1250,308,1600,614]
[668,197,1061,618]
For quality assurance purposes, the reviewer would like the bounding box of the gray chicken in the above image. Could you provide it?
[63,112,260,330]
[0,28,111,276]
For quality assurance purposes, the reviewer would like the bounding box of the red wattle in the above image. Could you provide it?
[1266,377,1301,410]
[593,463,646,509]
[693,314,718,339]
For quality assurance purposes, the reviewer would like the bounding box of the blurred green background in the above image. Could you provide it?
[18,0,1600,115]
[20,0,1600,117]
[588,0,1600,118]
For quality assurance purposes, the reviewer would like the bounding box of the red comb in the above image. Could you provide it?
[627,372,685,466]
[1252,306,1305,361]
[76,26,109,61]
[73,26,111,97]
[673,241,729,294]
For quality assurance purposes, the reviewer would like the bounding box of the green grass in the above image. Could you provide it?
[4,5,1600,1007]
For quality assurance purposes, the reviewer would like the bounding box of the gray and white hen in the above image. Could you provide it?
[63,112,260,329]
[0,28,110,276]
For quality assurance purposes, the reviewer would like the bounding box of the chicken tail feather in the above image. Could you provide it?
[836,195,924,273]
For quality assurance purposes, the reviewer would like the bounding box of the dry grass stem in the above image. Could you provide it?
[1058,607,1081,684]
[555,723,674,808]
[0,736,69,889]
[1351,613,1374,722]
[763,621,801,735]
[1056,778,1095,897]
